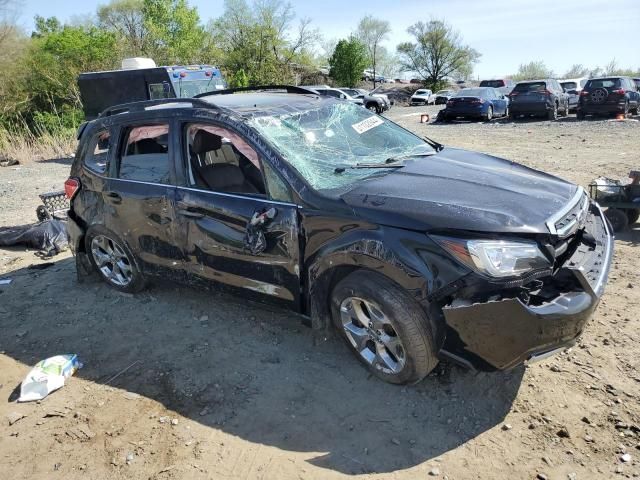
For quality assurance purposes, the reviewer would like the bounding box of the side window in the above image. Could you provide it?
[119,124,171,183]
[185,123,266,196]
[262,161,293,203]
[149,82,175,100]
[84,129,111,174]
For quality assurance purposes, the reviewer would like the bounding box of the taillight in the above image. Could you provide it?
[65,177,80,200]
[612,88,626,95]
[580,90,589,96]
[446,100,453,106]
[471,99,485,104]
[543,89,553,95]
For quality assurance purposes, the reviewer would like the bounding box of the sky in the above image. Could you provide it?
[13,0,640,79]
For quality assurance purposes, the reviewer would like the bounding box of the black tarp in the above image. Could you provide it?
[0,220,68,257]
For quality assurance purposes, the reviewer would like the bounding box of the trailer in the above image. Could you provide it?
[78,58,226,119]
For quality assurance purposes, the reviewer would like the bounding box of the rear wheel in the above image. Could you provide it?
[562,100,569,116]
[85,226,146,293]
[626,209,640,225]
[576,110,585,120]
[605,208,629,232]
[331,270,440,384]
[485,106,493,121]
[548,102,558,120]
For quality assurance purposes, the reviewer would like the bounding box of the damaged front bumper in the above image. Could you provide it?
[440,204,614,371]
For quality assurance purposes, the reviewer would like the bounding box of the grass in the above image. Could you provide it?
[0,125,77,164]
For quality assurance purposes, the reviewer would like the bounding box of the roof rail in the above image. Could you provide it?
[194,85,319,98]
[98,97,219,118]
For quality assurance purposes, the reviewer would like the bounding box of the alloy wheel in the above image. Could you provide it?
[339,297,407,374]
[90,234,133,287]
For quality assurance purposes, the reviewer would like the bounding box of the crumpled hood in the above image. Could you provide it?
[340,147,578,234]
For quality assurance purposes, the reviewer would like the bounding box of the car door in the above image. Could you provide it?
[488,88,506,115]
[105,120,183,274]
[174,119,302,310]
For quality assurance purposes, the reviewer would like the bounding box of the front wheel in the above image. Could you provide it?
[85,226,146,293]
[626,208,640,225]
[366,103,377,112]
[331,270,440,384]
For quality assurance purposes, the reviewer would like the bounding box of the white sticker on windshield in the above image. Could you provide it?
[351,116,384,134]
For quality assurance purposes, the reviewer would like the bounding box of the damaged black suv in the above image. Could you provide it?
[66,86,614,384]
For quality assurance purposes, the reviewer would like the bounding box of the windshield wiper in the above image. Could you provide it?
[334,161,405,174]
[385,151,438,163]
[422,136,445,152]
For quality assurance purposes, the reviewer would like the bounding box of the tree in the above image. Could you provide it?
[563,64,589,79]
[210,0,318,85]
[98,0,147,57]
[228,68,248,87]
[329,37,367,87]
[142,0,205,64]
[397,19,480,90]
[511,61,554,81]
[355,15,390,87]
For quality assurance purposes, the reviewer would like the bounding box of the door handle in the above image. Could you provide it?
[105,191,121,203]
[177,209,204,219]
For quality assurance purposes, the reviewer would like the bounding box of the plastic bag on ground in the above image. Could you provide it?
[0,219,68,256]
[18,354,83,402]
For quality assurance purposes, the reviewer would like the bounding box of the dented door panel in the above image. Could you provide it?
[174,187,301,308]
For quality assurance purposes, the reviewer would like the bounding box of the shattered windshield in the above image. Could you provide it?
[248,101,433,191]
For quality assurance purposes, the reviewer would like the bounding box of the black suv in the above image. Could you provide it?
[509,79,570,120]
[66,86,613,384]
[576,77,640,119]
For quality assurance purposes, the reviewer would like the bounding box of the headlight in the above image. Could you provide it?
[432,236,551,278]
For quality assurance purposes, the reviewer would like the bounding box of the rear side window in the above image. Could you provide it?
[118,124,171,184]
[513,82,546,93]
[84,130,111,174]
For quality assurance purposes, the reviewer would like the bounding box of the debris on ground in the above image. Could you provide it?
[18,354,82,402]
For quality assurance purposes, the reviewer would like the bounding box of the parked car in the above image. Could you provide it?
[479,78,514,97]
[434,89,455,105]
[560,77,588,112]
[362,69,385,83]
[508,79,569,120]
[633,78,640,91]
[369,86,393,108]
[307,86,388,114]
[66,86,613,384]
[576,77,640,119]
[410,89,433,105]
[442,87,509,121]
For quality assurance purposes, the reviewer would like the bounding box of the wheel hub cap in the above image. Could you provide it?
[339,297,406,374]
[90,235,133,287]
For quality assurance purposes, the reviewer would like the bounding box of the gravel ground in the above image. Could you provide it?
[0,107,639,480]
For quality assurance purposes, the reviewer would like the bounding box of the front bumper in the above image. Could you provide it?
[440,204,614,370]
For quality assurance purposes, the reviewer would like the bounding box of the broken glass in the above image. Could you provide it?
[249,102,434,191]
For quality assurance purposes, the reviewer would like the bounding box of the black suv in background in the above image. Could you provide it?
[508,79,569,120]
[65,86,613,384]
[576,77,640,119]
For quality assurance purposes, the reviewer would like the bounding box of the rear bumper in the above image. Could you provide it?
[66,213,85,253]
[444,105,485,118]
[579,103,627,115]
[510,102,551,115]
[440,204,614,370]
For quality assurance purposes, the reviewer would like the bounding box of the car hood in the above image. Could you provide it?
[340,147,578,234]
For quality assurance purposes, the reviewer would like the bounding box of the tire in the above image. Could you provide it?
[562,101,569,117]
[576,110,585,120]
[85,225,146,293]
[485,106,493,121]
[366,103,377,112]
[626,209,640,225]
[36,205,51,222]
[548,102,558,121]
[604,208,629,232]
[330,270,440,384]
[623,101,629,117]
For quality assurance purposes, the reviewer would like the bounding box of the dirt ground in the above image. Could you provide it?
[1,108,639,480]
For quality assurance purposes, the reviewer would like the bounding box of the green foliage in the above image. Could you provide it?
[397,19,480,90]
[97,0,147,57]
[228,68,249,88]
[329,37,367,87]
[511,61,554,81]
[143,0,205,64]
